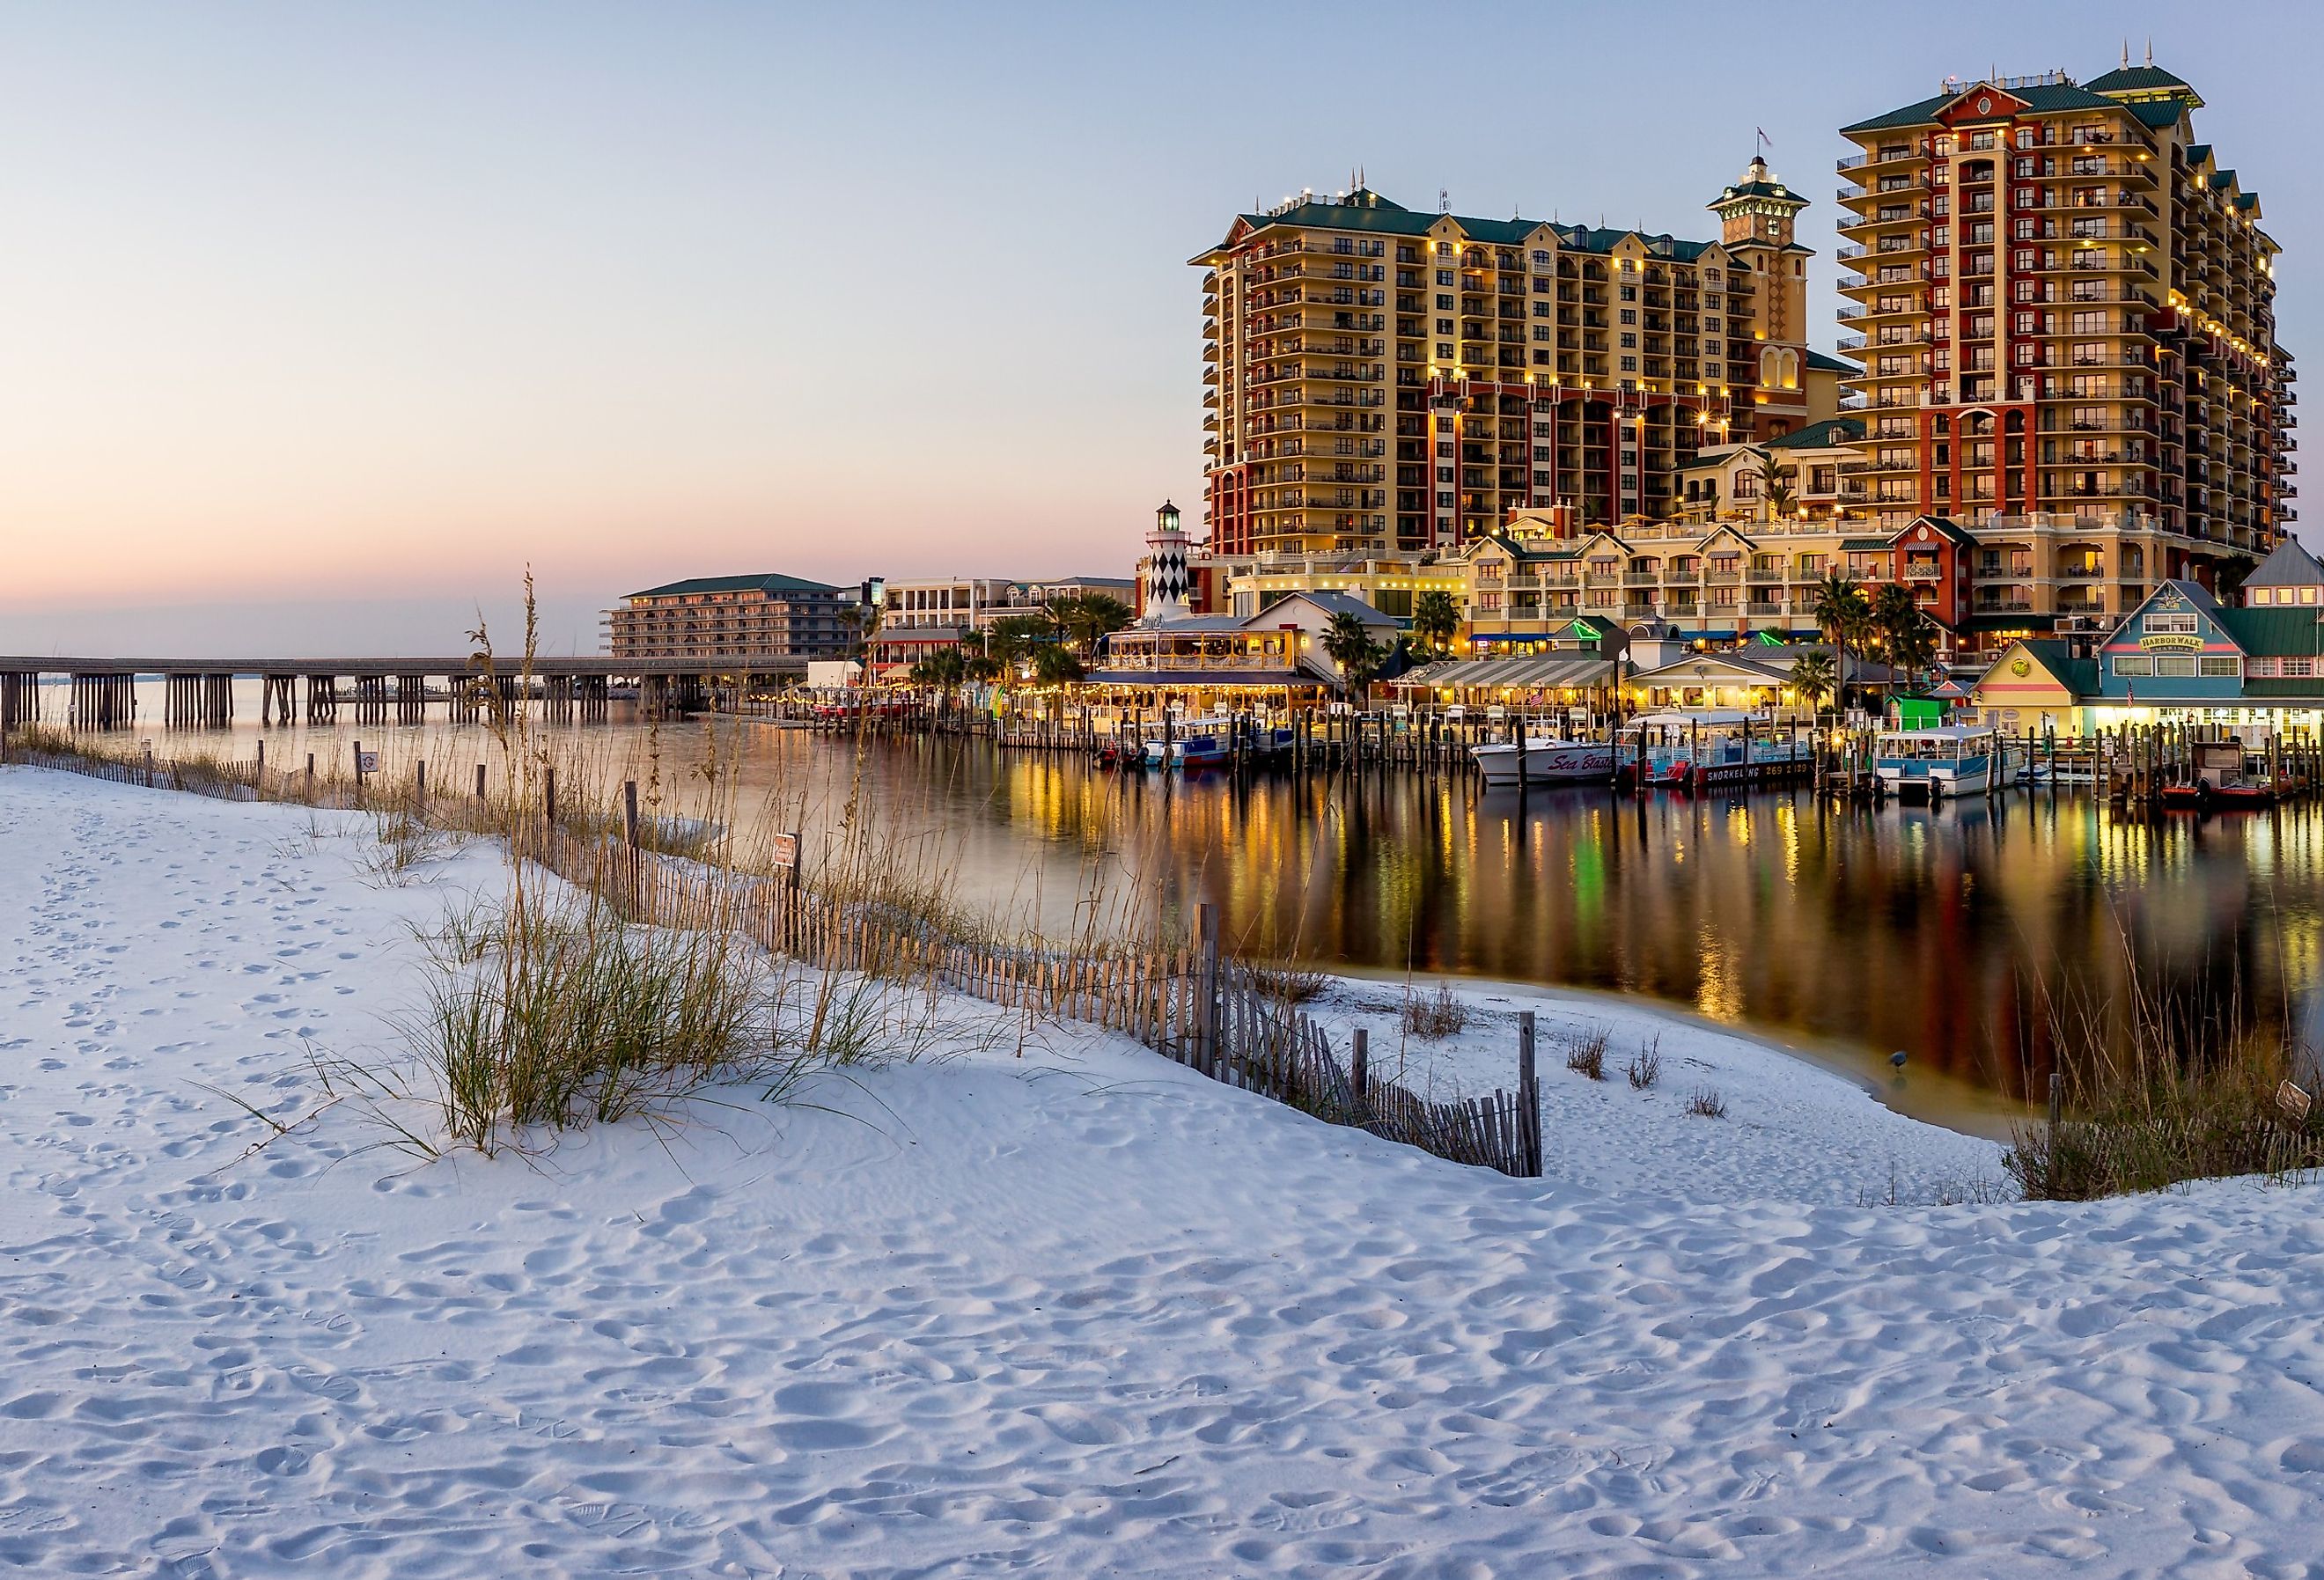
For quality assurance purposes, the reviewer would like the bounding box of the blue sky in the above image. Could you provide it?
[0,1,2306,653]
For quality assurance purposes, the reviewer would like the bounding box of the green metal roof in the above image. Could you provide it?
[1841,92,1954,136]
[2216,606,2324,658]
[1803,349,1855,376]
[1841,536,1893,552]
[2086,64,2195,97]
[2011,637,2098,692]
[1842,77,2122,136]
[1766,415,1865,450]
[625,572,842,599]
[1202,189,1718,263]
[2127,100,2184,131]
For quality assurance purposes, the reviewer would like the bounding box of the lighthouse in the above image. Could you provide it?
[1142,500,1190,622]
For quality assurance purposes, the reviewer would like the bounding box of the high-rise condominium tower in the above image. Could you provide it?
[1835,60,2294,595]
[1193,170,1834,560]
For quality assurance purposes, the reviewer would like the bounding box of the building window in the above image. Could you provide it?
[2144,612,2199,636]
[2113,655,2155,677]
[2200,657,2241,678]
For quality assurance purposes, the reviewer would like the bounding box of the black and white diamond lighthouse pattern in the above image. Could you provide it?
[1143,500,1189,621]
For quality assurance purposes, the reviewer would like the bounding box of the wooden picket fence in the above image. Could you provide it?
[9,738,1545,1179]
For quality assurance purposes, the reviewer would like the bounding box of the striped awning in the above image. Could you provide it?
[1390,656,1616,691]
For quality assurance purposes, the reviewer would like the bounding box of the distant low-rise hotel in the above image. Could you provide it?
[603,573,856,663]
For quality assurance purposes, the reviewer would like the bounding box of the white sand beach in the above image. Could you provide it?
[5,765,2322,1576]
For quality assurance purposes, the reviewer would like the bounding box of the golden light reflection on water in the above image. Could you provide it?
[241,715,2324,1106]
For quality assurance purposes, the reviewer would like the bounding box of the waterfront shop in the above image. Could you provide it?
[1626,643,1902,714]
[1385,654,1618,711]
[1966,580,2324,741]
[1084,593,1400,713]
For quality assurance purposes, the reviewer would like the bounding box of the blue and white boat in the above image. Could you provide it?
[1873,724,2004,799]
[1143,717,1232,769]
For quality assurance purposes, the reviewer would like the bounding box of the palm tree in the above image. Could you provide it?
[1812,570,1871,705]
[1029,643,1085,686]
[908,646,967,693]
[1320,611,1386,697]
[982,613,1056,675]
[1875,589,1940,683]
[1411,590,1460,657]
[1753,452,1800,522]
[1870,582,1920,680]
[1787,649,1837,717]
[1048,592,1134,658]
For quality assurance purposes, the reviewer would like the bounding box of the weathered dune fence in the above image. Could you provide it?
[4,736,1544,1179]
[534,815,1543,1179]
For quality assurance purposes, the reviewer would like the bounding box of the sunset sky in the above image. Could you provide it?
[1,1,2309,654]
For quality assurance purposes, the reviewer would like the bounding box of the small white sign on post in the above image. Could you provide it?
[2277,1080,2312,1125]
[356,751,381,775]
[769,832,799,871]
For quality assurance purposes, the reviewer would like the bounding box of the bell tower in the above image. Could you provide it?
[1710,155,1813,434]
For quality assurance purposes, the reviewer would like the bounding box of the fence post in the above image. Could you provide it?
[143,740,155,789]
[544,766,556,826]
[415,758,426,809]
[476,763,487,803]
[1518,1010,1541,1178]
[254,737,264,794]
[1193,902,1220,1077]
[352,739,364,802]
[1351,1026,1369,1101]
[623,779,640,911]
[305,752,315,799]
[2047,1069,2063,1196]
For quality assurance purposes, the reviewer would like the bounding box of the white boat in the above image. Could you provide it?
[1616,709,1813,787]
[1873,724,2005,799]
[1471,737,1615,788]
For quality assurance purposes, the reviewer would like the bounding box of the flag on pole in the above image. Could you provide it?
[1756,127,1771,152]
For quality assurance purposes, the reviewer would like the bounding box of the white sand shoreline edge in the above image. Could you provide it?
[7,763,2323,1577]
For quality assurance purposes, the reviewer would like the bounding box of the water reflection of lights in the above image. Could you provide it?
[685,731,2324,1099]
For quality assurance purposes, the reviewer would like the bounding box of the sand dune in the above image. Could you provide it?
[4,766,2321,1576]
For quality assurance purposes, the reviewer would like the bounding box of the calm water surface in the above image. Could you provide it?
[53,678,2324,1131]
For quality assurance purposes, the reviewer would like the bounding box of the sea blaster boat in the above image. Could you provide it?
[1470,735,1615,789]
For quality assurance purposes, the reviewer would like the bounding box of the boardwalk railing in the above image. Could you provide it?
[6,735,1545,1179]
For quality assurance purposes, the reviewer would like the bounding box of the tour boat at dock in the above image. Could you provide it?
[1141,718,1291,770]
[2160,741,2277,810]
[1872,724,2006,800]
[1470,737,1615,789]
[1615,710,1813,790]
